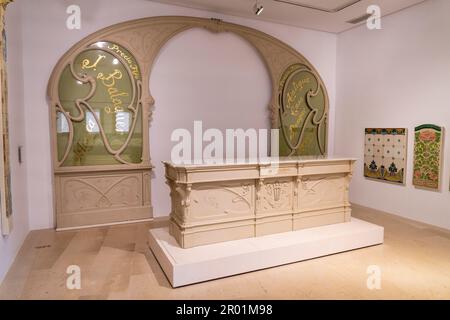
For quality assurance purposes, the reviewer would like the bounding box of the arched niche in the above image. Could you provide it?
[149,27,272,216]
[48,16,329,229]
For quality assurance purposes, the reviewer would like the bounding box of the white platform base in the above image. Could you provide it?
[148,218,384,287]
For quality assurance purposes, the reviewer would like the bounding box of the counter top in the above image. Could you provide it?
[163,156,357,169]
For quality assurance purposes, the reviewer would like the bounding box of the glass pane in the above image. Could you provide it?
[86,111,100,133]
[56,112,69,162]
[278,64,327,156]
[115,111,130,133]
[56,42,143,166]
[56,112,69,133]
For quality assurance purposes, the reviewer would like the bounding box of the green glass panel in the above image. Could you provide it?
[278,64,327,156]
[121,104,143,164]
[56,42,143,166]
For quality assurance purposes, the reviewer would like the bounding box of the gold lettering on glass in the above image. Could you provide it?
[81,54,106,71]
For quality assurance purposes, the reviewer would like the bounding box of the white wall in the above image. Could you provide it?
[19,0,337,228]
[0,2,30,284]
[150,29,272,216]
[336,0,450,229]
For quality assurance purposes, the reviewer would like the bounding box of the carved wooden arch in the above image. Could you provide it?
[48,16,329,162]
[47,16,329,229]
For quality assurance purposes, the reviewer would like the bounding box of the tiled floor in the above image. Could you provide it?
[1,205,449,299]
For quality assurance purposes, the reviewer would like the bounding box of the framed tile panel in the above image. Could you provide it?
[364,128,407,184]
[413,124,444,190]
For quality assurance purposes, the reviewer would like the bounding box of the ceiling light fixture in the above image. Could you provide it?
[346,13,372,24]
[254,1,264,16]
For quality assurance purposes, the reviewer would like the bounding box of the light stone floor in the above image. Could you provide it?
[1,205,450,300]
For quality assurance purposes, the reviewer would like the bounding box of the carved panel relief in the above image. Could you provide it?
[258,178,293,213]
[190,182,254,221]
[60,173,142,213]
[298,175,346,211]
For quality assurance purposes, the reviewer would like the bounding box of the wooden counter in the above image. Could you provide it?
[164,157,356,248]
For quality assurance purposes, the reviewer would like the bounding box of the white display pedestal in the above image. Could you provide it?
[148,218,384,287]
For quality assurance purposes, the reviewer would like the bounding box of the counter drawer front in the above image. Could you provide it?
[298,162,352,176]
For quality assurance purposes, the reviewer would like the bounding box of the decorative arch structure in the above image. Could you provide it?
[48,16,329,229]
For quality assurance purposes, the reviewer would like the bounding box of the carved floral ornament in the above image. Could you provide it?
[48,16,329,170]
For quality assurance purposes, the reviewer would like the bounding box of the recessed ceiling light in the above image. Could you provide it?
[273,0,361,13]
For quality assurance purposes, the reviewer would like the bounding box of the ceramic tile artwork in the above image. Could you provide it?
[413,124,444,190]
[364,128,407,184]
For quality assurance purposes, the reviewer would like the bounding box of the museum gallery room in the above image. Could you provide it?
[0,0,449,302]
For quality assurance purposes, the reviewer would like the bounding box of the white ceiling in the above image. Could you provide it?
[150,0,428,33]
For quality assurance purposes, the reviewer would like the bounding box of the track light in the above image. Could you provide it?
[254,1,264,16]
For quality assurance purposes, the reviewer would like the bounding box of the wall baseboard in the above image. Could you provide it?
[351,202,450,233]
